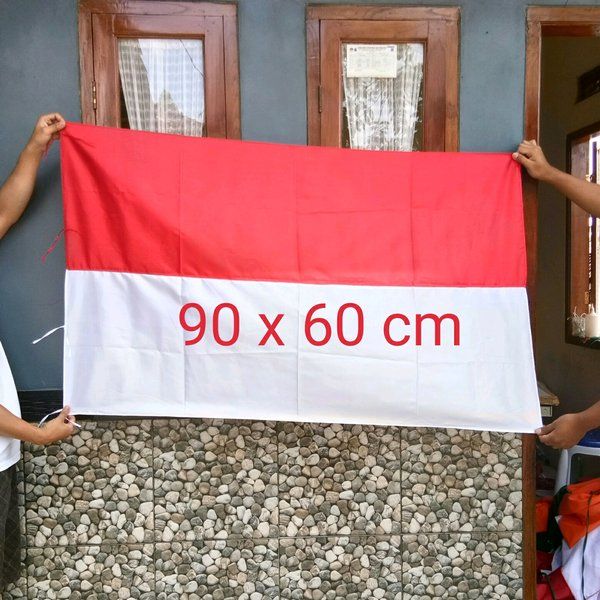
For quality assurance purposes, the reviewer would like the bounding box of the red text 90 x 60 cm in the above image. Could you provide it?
[179,302,461,348]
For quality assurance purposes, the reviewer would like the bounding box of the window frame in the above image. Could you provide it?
[565,120,600,347]
[306,5,460,150]
[78,0,241,138]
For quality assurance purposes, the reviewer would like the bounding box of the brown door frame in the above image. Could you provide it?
[524,7,600,599]
[306,5,460,150]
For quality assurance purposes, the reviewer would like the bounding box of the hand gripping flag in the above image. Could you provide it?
[60,123,541,432]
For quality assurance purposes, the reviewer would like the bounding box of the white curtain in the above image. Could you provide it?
[343,44,424,151]
[118,39,205,137]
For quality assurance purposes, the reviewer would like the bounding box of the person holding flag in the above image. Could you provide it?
[0,113,76,592]
[514,140,600,449]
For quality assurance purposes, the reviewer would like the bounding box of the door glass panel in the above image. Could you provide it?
[118,38,205,136]
[342,43,424,151]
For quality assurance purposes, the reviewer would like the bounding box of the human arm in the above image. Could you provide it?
[536,400,600,449]
[512,139,600,218]
[0,113,66,239]
[0,404,76,445]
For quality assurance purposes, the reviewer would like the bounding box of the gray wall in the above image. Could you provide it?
[537,36,600,415]
[1,0,600,389]
[0,0,80,389]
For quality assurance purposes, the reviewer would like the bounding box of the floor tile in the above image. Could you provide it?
[401,428,522,533]
[155,538,278,599]
[154,419,278,541]
[280,535,402,599]
[26,543,154,599]
[24,420,154,547]
[279,423,401,536]
[402,532,522,599]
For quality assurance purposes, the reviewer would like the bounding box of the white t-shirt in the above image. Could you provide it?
[0,341,21,472]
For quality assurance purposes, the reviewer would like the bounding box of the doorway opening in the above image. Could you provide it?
[525,8,600,599]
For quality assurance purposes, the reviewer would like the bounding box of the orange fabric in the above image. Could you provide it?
[536,497,552,533]
[559,478,600,548]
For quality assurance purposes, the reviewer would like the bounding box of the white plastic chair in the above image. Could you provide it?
[554,429,600,493]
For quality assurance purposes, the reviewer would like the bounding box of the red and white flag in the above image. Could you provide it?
[60,123,541,431]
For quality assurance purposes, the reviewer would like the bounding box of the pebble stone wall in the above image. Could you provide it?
[4,420,523,599]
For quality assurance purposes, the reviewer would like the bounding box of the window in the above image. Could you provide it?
[307,6,459,150]
[78,0,240,138]
[566,122,600,344]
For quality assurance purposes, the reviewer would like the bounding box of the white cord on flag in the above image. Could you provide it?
[32,325,64,345]
[38,408,81,429]
[32,328,81,431]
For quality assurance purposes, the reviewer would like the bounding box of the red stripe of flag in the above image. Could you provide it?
[61,123,526,287]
